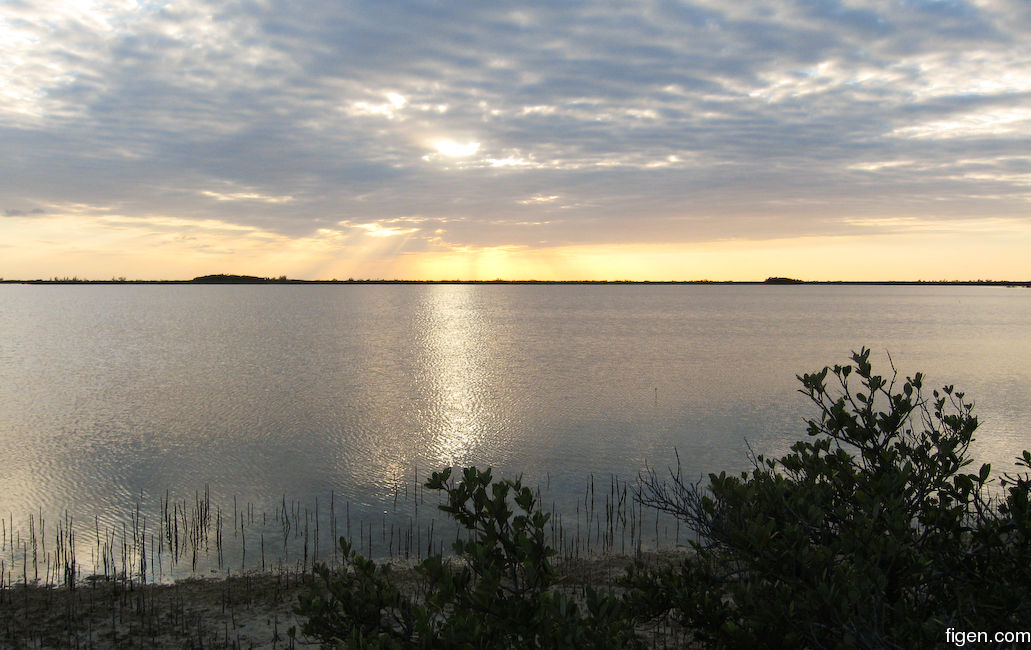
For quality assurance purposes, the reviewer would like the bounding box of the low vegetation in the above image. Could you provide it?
[1,572,310,648]
[297,349,1031,648]
[294,467,643,648]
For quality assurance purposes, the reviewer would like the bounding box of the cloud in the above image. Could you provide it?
[4,208,46,217]
[351,222,422,238]
[2,0,1030,278]
[200,189,296,204]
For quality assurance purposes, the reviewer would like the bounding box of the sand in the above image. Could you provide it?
[1,551,686,648]
[1,572,315,648]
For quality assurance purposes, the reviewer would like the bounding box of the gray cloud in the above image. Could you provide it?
[2,0,1029,252]
[4,208,46,218]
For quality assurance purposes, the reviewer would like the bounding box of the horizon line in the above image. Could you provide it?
[2,275,1030,287]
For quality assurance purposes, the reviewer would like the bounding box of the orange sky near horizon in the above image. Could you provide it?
[4,211,1030,282]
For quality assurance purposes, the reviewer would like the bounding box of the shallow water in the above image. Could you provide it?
[1,283,1029,579]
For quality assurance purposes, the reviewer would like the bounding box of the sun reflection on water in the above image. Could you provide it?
[419,284,493,466]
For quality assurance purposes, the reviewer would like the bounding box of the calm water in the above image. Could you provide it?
[1,284,1030,578]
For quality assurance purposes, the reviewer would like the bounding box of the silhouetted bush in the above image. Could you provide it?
[629,348,1031,648]
[294,467,641,648]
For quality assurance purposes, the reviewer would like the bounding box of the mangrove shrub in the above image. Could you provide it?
[294,467,640,648]
[630,348,1031,647]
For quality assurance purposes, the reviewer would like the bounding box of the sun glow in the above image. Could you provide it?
[397,233,1031,283]
[433,140,480,157]
[5,208,1031,282]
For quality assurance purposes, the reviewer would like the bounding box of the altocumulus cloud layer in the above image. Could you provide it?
[2,0,1030,278]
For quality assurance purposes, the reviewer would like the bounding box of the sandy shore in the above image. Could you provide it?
[1,552,686,648]
[1,572,315,648]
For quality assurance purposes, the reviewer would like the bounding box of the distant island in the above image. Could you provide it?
[191,274,293,283]
[1,275,1029,286]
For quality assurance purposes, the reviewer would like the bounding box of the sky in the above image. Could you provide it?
[2,0,1030,281]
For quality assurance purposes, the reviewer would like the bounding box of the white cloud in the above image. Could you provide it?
[891,107,1031,140]
[349,92,410,120]
[201,190,295,204]
[844,216,1031,234]
[517,195,560,205]
[352,223,421,238]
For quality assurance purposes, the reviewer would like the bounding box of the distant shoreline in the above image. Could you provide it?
[2,276,1030,287]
